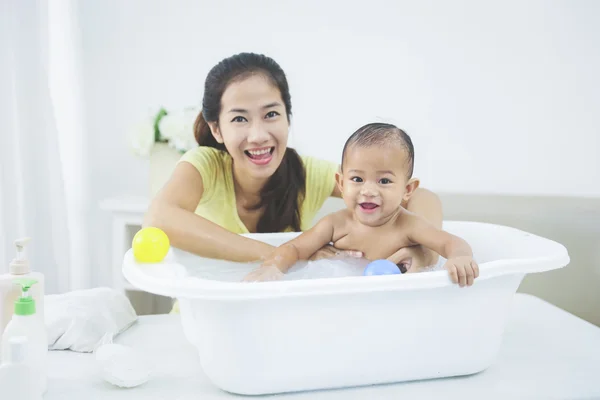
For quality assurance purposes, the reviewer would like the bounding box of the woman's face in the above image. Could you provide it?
[208,74,289,180]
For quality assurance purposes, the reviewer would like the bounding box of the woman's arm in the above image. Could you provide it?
[143,162,274,262]
[404,188,443,229]
[400,187,444,267]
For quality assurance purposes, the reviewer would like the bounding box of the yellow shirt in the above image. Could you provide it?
[178,146,339,233]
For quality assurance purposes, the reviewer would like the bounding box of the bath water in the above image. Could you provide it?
[180,252,446,283]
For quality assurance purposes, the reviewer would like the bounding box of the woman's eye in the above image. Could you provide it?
[379,178,392,184]
[265,111,280,119]
[351,177,363,183]
[231,116,247,123]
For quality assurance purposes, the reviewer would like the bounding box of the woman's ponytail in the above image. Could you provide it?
[253,147,306,233]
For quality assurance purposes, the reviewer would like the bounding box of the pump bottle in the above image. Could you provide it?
[0,238,45,356]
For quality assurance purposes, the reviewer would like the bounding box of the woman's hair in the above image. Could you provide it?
[193,52,306,233]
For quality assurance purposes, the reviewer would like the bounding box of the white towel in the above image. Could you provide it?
[45,287,138,352]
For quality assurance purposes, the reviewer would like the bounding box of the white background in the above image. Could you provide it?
[80,0,600,201]
[71,0,600,287]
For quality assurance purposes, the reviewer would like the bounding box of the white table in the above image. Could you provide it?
[46,294,600,400]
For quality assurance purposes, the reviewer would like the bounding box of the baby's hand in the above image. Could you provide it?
[243,265,285,282]
[444,256,479,287]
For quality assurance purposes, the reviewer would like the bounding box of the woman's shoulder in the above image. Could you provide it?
[299,154,339,177]
[179,146,231,174]
[178,146,231,196]
[180,146,229,165]
[297,153,339,219]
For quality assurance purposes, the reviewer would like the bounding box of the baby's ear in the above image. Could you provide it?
[335,171,344,197]
[208,121,224,143]
[403,178,420,201]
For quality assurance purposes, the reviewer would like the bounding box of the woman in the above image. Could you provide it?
[144,52,442,269]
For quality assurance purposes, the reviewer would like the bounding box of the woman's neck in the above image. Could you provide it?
[232,161,268,209]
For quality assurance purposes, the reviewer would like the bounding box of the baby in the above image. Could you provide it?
[244,122,479,287]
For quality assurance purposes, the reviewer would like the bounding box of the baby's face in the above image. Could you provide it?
[338,144,411,227]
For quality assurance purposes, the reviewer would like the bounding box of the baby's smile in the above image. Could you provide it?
[359,202,379,213]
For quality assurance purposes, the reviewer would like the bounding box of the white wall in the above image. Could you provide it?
[77,0,600,285]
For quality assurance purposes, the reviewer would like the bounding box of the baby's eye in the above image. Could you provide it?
[265,111,280,119]
[231,116,247,123]
[351,177,363,183]
[379,178,392,184]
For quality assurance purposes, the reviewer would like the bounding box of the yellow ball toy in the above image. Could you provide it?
[132,227,170,263]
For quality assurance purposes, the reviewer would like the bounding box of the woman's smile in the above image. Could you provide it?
[245,146,275,165]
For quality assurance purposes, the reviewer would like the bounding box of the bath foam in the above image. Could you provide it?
[184,255,446,282]
[184,257,366,282]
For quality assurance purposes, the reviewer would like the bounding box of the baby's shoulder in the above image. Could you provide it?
[327,209,353,230]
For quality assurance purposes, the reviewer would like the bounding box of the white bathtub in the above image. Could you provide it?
[122,221,570,395]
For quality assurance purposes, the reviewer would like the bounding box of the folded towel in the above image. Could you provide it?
[45,287,138,352]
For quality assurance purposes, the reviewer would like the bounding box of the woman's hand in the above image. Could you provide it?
[243,265,285,282]
[387,245,439,273]
[308,244,363,261]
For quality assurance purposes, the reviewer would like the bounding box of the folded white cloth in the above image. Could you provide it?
[45,287,138,352]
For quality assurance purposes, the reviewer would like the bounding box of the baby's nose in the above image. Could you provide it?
[360,184,379,197]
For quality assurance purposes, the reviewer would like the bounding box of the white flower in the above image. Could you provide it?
[158,107,200,153]
[128,116,156,157]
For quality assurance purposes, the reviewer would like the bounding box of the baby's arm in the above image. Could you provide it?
[404,215,479,286]
[243,215,336,282]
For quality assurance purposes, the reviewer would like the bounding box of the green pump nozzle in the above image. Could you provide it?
[13,278,38,316]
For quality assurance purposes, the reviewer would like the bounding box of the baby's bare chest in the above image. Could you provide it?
[333,227,412,261]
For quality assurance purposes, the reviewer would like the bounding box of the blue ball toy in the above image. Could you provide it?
[363,259,402,276]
